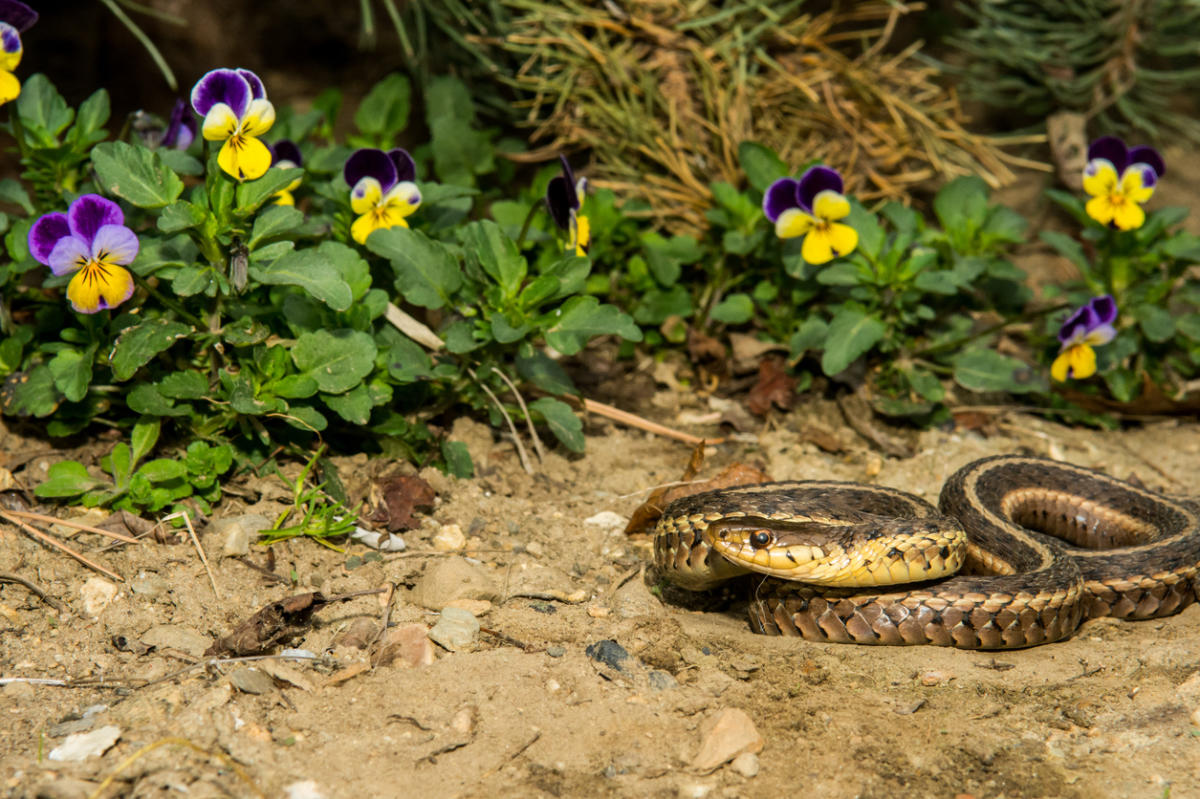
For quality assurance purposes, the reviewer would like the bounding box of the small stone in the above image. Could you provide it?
[585,511,626,529]
[0,467,14,491]
[919,670,954,686]
[508,561,586,603]
[444,598,492,616]
[648,671,678,692]
[1191,706,1200,728]
[432,523,466,552]
[677,782,713,799]
[229,668,275,695]
[140,624,211,657]
[691,708,764,772]
[129,571,169,598]
[730,752,760,778]
[284,781,328,799]
[864,454,884,478]
[79,577,118,617]
[1175,672,1200,698]
[524,541,545,558]
[429,607,480,652]
[48,725,121,762]
[208,514,269,557]
[332,618,379,650]
[378,623,435,668]
[546,645,566,658]
[449,706,476,735]
[587,605,610,618]
[410,557,499,610]
[586,640,631,672]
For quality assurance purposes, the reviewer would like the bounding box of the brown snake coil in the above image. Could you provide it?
[653,455,1200,649]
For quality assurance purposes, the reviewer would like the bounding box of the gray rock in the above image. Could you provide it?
[47,725,121,762]
[410,557,499,610]
[429,607,480,651]
[206,514,270,557]
[229,668,275,694]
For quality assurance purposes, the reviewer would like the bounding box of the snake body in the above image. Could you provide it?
[653,455,1200,649]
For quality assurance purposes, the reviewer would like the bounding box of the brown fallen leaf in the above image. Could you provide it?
[368,474,436,532]
[205,589,386,657]
[746,357,796,416]
[687,327,726,364]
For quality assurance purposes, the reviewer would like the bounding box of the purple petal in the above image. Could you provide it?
[763,178,800,223]
[546,176,575,231]
[47,235,90,277]
[164,98,196,150]
[388,148,416,183]
[68,194,123,247]
[1087,136,1129,173]
[344,148,397,192]
[28,212,69,265]
[236,69,266,100]
[1057,305,1094,345]
[796,166,845,213]
[1088,294,1117,326]
[0,0,37,32]
[90,224,139,266]
[271,139,303,167]
[558,155,578,195]
[0,23,18,55]
[191,69,249,120]
[1128,145,1165,178]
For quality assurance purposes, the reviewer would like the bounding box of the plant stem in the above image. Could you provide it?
[129,273,205,327]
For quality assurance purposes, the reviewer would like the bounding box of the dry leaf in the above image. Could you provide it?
[746,357,796,416]
[206,592,329,657]
[369,475,436,532]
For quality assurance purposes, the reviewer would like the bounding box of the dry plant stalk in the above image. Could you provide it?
[485,0,1046,232]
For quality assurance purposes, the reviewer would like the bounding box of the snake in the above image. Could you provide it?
[652,455,1200,649]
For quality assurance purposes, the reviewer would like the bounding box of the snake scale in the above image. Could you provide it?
[653,455,1200,649]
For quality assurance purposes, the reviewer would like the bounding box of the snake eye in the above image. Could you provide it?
[750,530,772,549]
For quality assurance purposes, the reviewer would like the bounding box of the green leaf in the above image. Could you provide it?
[1039,231,1089,272]
[235,168,302,215]
[1135,305,1174,342]
[441,440,474,478]
[273,373,319,399]
[171,266,214,297]
[70,88,110,146]
[127,383,190,417]
[48,346,94,403]
[981,206,1027,243]
[913,270,958,295]
[108,442,134,490]
[109,319,191,381]
[738,141,788,193]
[250,205,305,248]
[544,296,642,356]
[158,149,204,176]
[130,418,161,465]
[323,383,372,424]
[158,201,208,233]
[515,349,578,396]
[383,331,433,382]
[91,142,184,209]
[789,316,828,359]
[709,293,755,324]
[952,349,1046,394]
[16,74,73,146]
[0,178,33,215]
[529,397,584,452]
[137,459,187,483]
[354,73,411,140]
[222,317,270,346]
[933,176,989,235]
[461,220,525,298]
[292,329,377,393]
[2,365,59,417]
[250,242,355,311]
[1176,313,1200,341]
[35,461,104,499]
[368,227,462,309]
[158,370,208,399]
[844,202,884,260]
[820,308,886,376]
[426,76,491,186]
[283,404,328,432]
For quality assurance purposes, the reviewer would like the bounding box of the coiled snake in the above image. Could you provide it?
[653,455,1200,649]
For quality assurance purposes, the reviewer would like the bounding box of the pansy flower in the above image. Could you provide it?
[1082,136,1165,231]
[0,0,38,106]
[763,166,858,265]
[1051,295,1117,381]
[163,98,197,150]
[343,148,421,245]
[268,140,303,206]
[545,156,590,256]
[191,68,276,181]
[28,195,139,315]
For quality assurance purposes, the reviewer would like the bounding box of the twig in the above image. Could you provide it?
[481,730,542,779]
[0,513,123,582]
[2,509,141,545]
[369,583,397,667]
[470,369,534,474]
[491,367,547,463]
[0,572,67,612]
[385,302,445,350]
[580,398,724,446]
[479,626,539,652]
[164,510,220,600]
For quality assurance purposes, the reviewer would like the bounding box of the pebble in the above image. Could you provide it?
[432,523,466,551]
[1191,707,1200,728]
[508,561,587,603]
[691,708,764,772]
[140,624,211,657]
[410,557,499,610]
[585,510,626,529]
[730,752,760,778]
[524,540,545,558]
[207,514,269,557]
[284,781,328,799]
[610,576,662,619]
[332,618,379,650]
[0,466,13,491]
[229,668,275,695]
[919,670,954,686]
[676,782,713,799]
[585,640,631,673]
[48,725,122,762]
[546,645,566,658]
[378,623,435,668]
[79,578,118,617]
[129,571,169,598]
[444,598,492,616]
[429,607,480,651]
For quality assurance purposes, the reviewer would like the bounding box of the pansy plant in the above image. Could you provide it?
[343,147,421,245]
[1051,295,1117,382]
[191,68,276,181]
[163,98,197,150]
[1082,136,1165,232]
[0,0,36,105]
[763,166,858,265]
[268,139,303,205]
[546,155,590,256]
[28,194,139,314]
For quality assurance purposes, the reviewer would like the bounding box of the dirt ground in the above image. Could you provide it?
[2,392,1200,799]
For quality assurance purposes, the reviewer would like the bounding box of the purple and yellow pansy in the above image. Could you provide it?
[545,156,590,256]
[191,68,276,181]
[28,194,139,315]
[343,148,421,245]
[763,166,858,265]
[1082,136,1165,232]
[163,98,197,150]
[0,0,37,106]
[269,140,303,206]
[1051,295,1117,382]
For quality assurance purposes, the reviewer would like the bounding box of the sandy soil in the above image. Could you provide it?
[2,396,1199,799]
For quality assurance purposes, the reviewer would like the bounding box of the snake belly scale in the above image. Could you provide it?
[652,455,1200,649]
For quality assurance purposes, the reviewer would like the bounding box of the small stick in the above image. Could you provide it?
[385,302,444,351]
[1,509,141,545]
[470,369,534,474]
[0,572,67,612]
[491,367,547,463]
[1,514,122,582]
[580,398,725,446]
[164,510,219,600]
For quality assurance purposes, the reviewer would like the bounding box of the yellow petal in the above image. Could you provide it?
[1119,167,1153,204]
[775,208,815,239]
[825,222,858,258]
[350,178,383,215]
[380,181,421,217]
[1082,160,1118,198]
[573,214,591,255]
[202,103,240,141]
[0,47,19,72]
[811,190,850,222]
[240,98,276,137]
[0,69,18,106]
[217,135,272,181]
[66,262,134,314]
[350,209,410,245]
[1051,344,1096,381]
[273,189,295,206]
[1110,200,1145,231]
[1085,195,1115,226]
[801,230,835,265]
